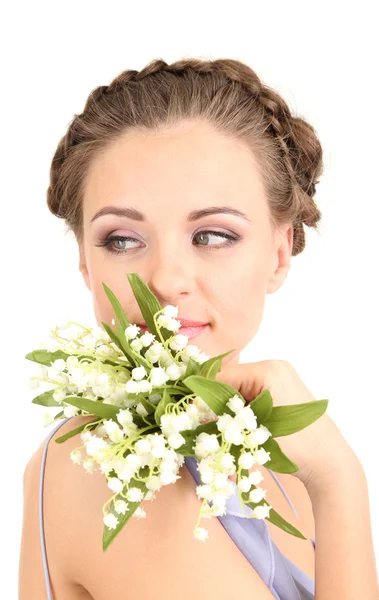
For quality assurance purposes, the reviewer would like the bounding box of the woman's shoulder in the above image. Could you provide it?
[22,415,277,599]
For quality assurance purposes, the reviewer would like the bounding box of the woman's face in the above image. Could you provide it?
[79,119,293,366]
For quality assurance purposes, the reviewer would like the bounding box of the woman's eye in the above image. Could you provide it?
[95,230,240,255]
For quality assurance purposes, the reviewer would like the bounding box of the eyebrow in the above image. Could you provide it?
[90,205,252,225]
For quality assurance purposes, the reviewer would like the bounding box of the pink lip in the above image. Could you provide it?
[138,323,209,340]
[138,318,208,327]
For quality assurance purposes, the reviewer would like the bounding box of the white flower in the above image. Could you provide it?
[247,425,271,447]
[137,379,153,394]
[146,475,162,491]
[238,477,252,493]
[223,420,244,445]
[253,504,271,519]
[172,412,192,432]
[249,487,267,504]
[103,512,119,529]
[99,459,114,476]
[216,414,233,432]
[70,449,82,465]
[107,477,124,493]
[125,324,141,340]
[85,436,109,460]
[162,305,179,318]
[238,452,255,470]
[130,338,144,352]
[196,484,213,500]
[160,414,179,437]
[160,470,180,485]
[63,404,80,418]
[234,406,258,431]
[51,359,66,373]
[194,433,219,458]
[114,500,129,515]
[253,448,271,466]
[41,411,55,427]
[214,473,229,489]
[159,349,175,368]
[117,409,134,427]
[132,506,147,519]
[126,487,144,502]
[132,366,147,381]
[194,527,209,542]
[249,470,264,485]
[193,352,210,364]
[83,458,97,474]
[134,438,151,455]
[125,379,140,394]
[157,314,171,328]
[167,432,186,449]
[80,429,93,443]
[150,367,169,387]
[181,344,201,362]
[102,420,124,443]
[169,334,189,351]
[185,404,201,428]
[141,331,155,347]
[220,452,236,473]
[165,363,183,381]
[149,434,167,458]
[226,395,245,414]
[136,403,149,417]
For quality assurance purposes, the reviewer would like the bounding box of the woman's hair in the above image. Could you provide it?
[47,57,323,255]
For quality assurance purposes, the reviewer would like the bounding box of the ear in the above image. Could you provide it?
[78,245,91,292]
[266,224,293,294]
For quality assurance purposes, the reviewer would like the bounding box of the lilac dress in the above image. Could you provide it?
[38,418,315,599]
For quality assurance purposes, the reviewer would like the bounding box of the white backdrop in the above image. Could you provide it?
[2,0,378,596]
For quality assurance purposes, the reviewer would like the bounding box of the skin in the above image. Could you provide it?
[78,118,293,366]
[20,119,379,600]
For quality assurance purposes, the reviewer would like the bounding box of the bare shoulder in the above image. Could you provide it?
[21,416,276,600]
[20,415,97,599]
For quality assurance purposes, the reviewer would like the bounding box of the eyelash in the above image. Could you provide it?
[95,230,240,256]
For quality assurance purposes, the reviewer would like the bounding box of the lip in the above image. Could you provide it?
[138,318,209,327]
[138,323,209,340]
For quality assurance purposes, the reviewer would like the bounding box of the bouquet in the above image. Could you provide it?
[26,273,328,551]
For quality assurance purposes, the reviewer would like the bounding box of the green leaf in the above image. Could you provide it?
[182,375,243,416]
[198,349,235,380]
[103,478,148,551]
[265,507,307,539]
[248,389,273,424]
[154,388,175,425]
[25,349,69,366]
[102,282,131,332]
[263,399,329,437]
[139,398,156,415]
[32,391,61,407]
[55,417,100,443]
[261,437,299,474]
[101,322,137,369]
[63,396,121,420]
[183,357,201,379]
[126,273,172,342]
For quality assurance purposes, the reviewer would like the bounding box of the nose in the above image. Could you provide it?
[139,241,197,306]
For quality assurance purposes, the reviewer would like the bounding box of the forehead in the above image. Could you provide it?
[82,120,269,223]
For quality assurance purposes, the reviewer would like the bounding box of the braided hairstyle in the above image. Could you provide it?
[47,57,323,255]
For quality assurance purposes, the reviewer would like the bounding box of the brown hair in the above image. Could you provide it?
[47,57,323,255]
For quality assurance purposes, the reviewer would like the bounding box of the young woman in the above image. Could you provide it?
[19,57,379,599]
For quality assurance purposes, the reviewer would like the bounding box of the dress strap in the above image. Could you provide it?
[39,417,72,600]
